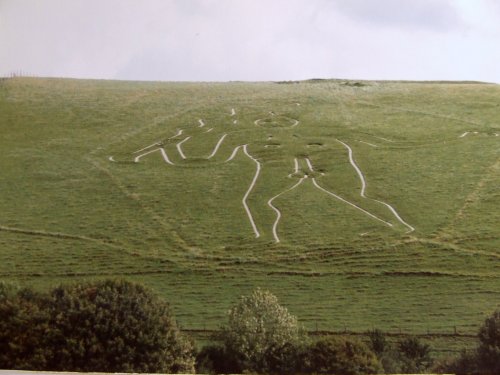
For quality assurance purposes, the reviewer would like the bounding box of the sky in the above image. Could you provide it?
[1,0,499,82]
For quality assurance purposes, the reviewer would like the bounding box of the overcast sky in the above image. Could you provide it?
[1,0,499,82]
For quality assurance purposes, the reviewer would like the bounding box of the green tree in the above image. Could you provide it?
[367,329,387,356]
[220,288,300,373]
[0,285,51,369]
[0,280,195,373]
[367,329,402,374]
[477,308,500,374]
[304,336,382,375]
[44,279,194,373]
[398,336,433,373]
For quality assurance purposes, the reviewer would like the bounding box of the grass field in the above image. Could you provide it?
[0,77,499,351]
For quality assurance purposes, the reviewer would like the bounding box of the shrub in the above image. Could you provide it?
[367,329,403,374]
[0,286,51,369]
[0,279,195,373]
[196,344,241,374]
[477,308,500,374]
[263,341,307,374]
[303,336,382,375]
[432,350,479,375]
[220,288,301,373]
[398,336,433,373]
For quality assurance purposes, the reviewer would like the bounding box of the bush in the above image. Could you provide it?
[220,288,301,373]
[196,344,243,374]
[432,350,479,375]
[367,329,387,356]
[0,286,51,369]
[477,308,500,374]
[303,336,382,375]
[0,280,194,373]
[263,341,307,374]
[367,330,403,374]
[398,336,433,373]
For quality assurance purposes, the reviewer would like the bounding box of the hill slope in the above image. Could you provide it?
[0,77,499,335]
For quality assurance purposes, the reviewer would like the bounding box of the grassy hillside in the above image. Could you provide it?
[0,77,499,339]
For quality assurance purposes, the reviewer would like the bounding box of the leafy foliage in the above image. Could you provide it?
[398,336,433,373]
[432,349,479,375]
[477,308,500,374]
[220,288,301,373]
[0,286,51,369]
[303,336,382,375]
[0,280,194,373]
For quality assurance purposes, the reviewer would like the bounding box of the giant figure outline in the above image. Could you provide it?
[110,107,415,243]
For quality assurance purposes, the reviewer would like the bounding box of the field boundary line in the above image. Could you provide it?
[84,156,191,253]
[447,157,499,229]
[181,328,478,339]
[359,100,486,128]
[0,224,128,251]
[408,237,500,260]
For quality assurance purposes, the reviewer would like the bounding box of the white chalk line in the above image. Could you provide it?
[312,178,393,227]
[198,119,205,127]
[373,136,394,143]
[306,158,325,176]
[233,120,238,124]
[169,129,183,139]
[108,156,116,162]
[373,198,414,233]
[134,148,175,165]
[176,137,191,159]
[288,158,299,178]
[358,140,378,148]
[207,133,228,159]
[305,158,315,172]
[336,139,414,233]
[268,177,306,243]
[225,145,243,162]
[231,108,236,116]
[254,117,300,127]
[459,131,498,138]
[242,145,261,238]
[336,140,366,197]
[132,141,161,154]
[205,128,213,133]
[132,129,184,155]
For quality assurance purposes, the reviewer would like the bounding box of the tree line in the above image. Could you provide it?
[0,280,498,374]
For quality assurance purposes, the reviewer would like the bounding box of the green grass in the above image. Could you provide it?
[1,78,499,353]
